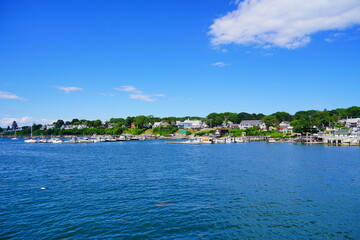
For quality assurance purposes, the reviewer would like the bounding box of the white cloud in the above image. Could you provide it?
[324,32,346,42]
[55,86,83,93]
[129,94,156,102]
[209,0,360,49]
[0,116,54,127]
[211,62,229,67]
[0,91,27,101]
[115,86,165,102]
[114,86,138,92]
[154,94,166,97]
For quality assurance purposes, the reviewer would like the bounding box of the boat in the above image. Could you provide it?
[24,126,37,143]
[52,138,63,144]
[78,138,93,143]
[166,139,201,144]
[267,138,276,143]
[117,135,128,141]
[202,139,213,144]
[38,138,48,143]
[11,130,18,140]
[64,138,77,143]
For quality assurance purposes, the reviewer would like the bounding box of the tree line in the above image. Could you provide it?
[1,106,359,136]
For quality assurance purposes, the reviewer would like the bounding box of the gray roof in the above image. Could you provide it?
[240,120,263,125]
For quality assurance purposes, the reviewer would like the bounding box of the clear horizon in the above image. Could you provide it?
[1,0,360,127]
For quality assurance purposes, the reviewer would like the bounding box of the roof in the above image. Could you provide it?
[240,120,263,125]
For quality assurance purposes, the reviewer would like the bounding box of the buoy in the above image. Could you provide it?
[40,187,46,190]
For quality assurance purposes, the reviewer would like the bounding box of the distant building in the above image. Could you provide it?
[42,124,55,130]
[239,120,266,130]
[152,122,163,128]
[339,118,360,129]
[130,123,137,129]
[215,128,229,137]
[279,121,293,133]
[176,119,206,129]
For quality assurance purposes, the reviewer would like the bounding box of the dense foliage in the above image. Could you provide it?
[2,106,359,136]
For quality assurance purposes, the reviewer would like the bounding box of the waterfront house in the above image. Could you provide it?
[215,128,229,137]
[279,121,293,133]
[176,121,185,129]
[41,124,55,130]
[152,122,163,128]
[176,119,206,129]
[339,118,360,130]
[239,120,266,131]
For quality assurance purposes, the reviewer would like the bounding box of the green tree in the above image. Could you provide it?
[262,115,279,130]
[271,112,293,122]
[134,115,150,128]
[54,119,65,129]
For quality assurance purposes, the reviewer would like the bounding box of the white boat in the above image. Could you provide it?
[78,138,92,143]
[117,136,128,141]
[52,139,63,144]
[24,126,37,143]
[11,137,18,140]
[64,139,77,143]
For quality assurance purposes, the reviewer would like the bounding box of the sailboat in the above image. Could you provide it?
[24,126,37,143]
[11,130,18,140]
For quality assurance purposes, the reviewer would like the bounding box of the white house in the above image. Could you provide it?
[41,124,55,130]
[177,119,206,129]
[239,120,266,130]
[339,118,360,129]
[279,121,293,133]
[152,122,164,128]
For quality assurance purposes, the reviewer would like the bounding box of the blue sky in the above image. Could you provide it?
[1,0,360,126]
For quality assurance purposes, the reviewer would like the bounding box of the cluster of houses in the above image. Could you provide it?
[5,117,360,135]
[151,118,294,133]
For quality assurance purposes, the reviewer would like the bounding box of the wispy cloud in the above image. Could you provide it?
[99,92,116,97]
[154,94,166,97]
[114,86,139,92]
[129,94,155,102]
[114,86,165,102]
[0,116,54,127]
[325,32,346,42]
[55,86,83,93]
[211,62,229,67]
[209,0,360,49]
[0,91,27,101]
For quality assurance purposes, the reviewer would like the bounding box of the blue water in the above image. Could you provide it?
[0,139,360,239]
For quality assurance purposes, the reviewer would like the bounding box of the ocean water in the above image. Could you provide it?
[0,139,360,239]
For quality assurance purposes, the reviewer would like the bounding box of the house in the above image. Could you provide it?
[152,122,163,128]
[41,124,55,130]
[61,124,76,130]
[339,118,360,129]
[176,121,185,129]
[179,119,206,129]
[130,123,137,129]
[279,121,293,133]
[215,128,229,137]
[239,120,266,130]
